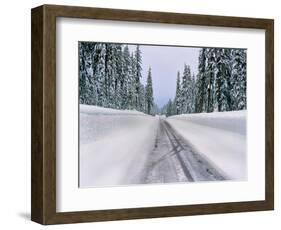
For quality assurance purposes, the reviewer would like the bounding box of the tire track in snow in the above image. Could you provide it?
[162,121,194,182]
[163,119,226,181]
[142,117,226,184]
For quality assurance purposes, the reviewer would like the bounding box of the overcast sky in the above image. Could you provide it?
[129,45,200,108]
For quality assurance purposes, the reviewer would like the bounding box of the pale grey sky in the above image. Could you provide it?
[129,45,200,107]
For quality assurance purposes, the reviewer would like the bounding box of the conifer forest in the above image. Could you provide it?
[79,42,246,116]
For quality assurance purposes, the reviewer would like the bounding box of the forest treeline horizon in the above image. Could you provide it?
[79,42,246,116]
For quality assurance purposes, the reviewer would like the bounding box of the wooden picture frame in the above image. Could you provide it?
[31,4,274,225]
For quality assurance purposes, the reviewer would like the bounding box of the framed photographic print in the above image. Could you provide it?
[31,4,274,225]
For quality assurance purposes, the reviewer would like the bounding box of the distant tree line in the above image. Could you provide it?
[162,48,247,116]
[79,42,155,115]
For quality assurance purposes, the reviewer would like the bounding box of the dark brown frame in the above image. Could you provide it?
[31,4,274,225]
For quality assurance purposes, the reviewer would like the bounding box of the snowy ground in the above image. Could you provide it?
[79,105,158,187]
[79,105,247,187]
[167,110,247,180]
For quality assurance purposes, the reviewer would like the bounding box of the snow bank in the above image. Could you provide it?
[80,104,146,116]
[79,104,158,187]
[167,110,247,180]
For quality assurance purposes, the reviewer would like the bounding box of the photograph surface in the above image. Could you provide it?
[79,42,247,187]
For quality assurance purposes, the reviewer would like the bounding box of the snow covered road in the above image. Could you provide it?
[140,118,226,184]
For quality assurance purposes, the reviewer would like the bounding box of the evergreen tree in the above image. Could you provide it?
[166,99,174,117]
[181,64,192,113]
[121,45,131,109]
[79,42,90,104]
[194,74,200,113]
[195,48,208,113]
[79,42,98,105]
[94,43,107,107]
[105,44,118,108]
[174,71,182,114]
[215,48,232,111]
[194,47,246,113]
[135,45,142,110]
[230,49,247,110]
[181,65,188,113]
[139,83,146,112]
[129,53,137,110]
[151,103,160,115]
[205,48,216,112]
[114,45,123,109]
[145,67,154,115]
[190,73,196,113]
